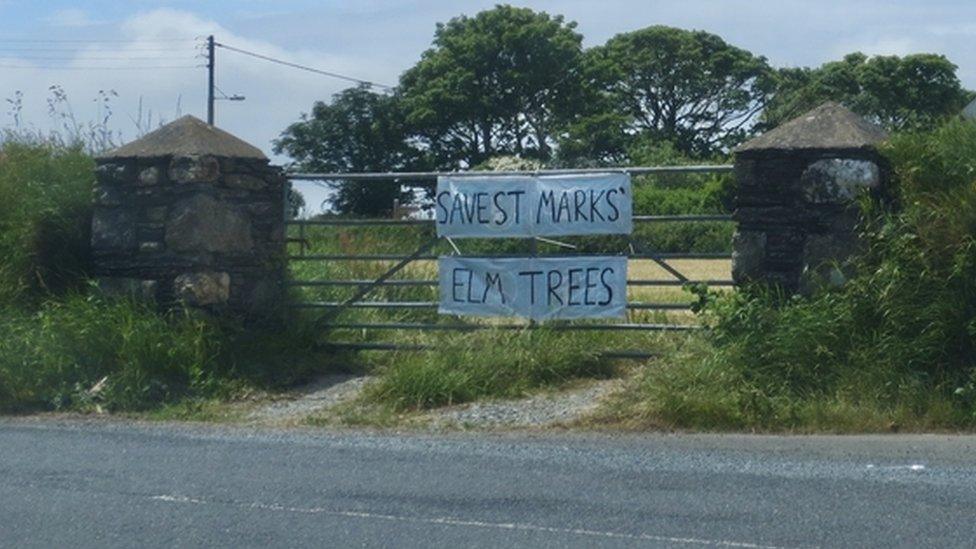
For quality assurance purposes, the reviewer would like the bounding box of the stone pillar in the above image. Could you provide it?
[731,102,888,294]
[91,115,286,316]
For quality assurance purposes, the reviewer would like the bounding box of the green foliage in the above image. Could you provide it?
[764,53,974,132]
[565,26,775,160]
[632,177,730,214]
[0,140,94,304]
[365,329,610,410]
[274,85,418,216]
[0,293,331,413]
[639,120,976,431]
[399,5,584,167]
[0,295,216,412]
[276,9,971,176]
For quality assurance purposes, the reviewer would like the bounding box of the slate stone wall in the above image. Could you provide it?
[732,148,885,294]
[91,154,286,316]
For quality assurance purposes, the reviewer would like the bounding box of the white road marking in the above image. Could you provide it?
[866,464,926,471]
[151,493,803,548]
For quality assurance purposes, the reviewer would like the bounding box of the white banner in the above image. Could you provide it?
[435,173,632,239]
[438,256,627,321]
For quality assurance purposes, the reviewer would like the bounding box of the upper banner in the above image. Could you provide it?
[435,173,632,239]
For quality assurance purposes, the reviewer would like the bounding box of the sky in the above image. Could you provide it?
[2,1,975,210]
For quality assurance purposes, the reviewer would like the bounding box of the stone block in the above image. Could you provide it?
[801,158,880,204]
[174,271,230,306]
[138,166,162,186]
[168,155,219,184]
[95,161,134,185]
[97,277,157,301]
[731,230,766,284]
[734,206,805,227]
[91,208,137,251]
[165,194,254,253]
[803,233,859,270]
[139,241,163,253]
[145,206,168,223]
[223,173,267,190]
[93,184,123,207]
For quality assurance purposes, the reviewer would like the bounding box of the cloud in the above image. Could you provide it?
[1,8,394,163]
[830,37,921,59]
[47,8,102,28]
[3,1,974,167]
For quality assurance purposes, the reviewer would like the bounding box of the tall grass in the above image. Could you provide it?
[365,328,614,411]
[0,295,215,412]
[0,140,94,304]
[629,119,976,431]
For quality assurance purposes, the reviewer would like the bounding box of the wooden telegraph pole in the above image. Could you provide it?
[206,35,215,125]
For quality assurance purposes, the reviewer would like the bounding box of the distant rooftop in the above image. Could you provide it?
[99,115,266,160]
[737,102,888,153]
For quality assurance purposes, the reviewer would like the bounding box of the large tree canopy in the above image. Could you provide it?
[561,26,775,162]
[274,85,418,216]
[399,5,584,168]
[763,53,974,132]
[275,8,974,217]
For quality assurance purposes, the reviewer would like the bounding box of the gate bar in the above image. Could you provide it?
[295,301,695,310]
[285,214,732,226]
[318,341,659,360]
[326,322,697,332]
[289,252,732,261]
[315,236,443,325]
[286,279,734,287]
[288,164,732,182]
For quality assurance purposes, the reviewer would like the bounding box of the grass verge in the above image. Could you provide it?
[588,119,976,433]
[362,328,615,411]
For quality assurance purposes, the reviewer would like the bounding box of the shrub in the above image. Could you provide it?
[0,295,216,412]
[638,119,976,431]
[0,140,94,304]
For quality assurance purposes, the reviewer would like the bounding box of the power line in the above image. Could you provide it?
[0,38,196,43]
[0,47,199,52]
[214,41,394,90]
[0,64,200,70]
[2,56,198,61]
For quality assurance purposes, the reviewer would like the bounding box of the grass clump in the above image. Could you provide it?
[0,293,331,414]
[366,329,612,411]
[0,294,216,412]
[0,140,94,304]
[627,119,976,432]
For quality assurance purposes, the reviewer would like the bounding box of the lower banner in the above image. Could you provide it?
[438,256,627,321]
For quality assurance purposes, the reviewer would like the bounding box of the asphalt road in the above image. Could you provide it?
[2,420,976,548]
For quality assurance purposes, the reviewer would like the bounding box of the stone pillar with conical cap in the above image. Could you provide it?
[732,102,889,293]
[92,115,286,316]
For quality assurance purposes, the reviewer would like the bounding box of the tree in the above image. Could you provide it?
[562,26,775,161]
[274,85,418,216]
[399,5,585,168]
[763,53,975,131]
[285,187,305,219]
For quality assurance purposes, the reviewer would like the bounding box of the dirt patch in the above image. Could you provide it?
[249,371,629,430]
[247,374,369,425]
[424,378,625,429]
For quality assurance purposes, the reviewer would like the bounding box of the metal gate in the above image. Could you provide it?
[284,165,734,359]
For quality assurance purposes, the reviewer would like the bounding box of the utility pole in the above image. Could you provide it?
[206,35,215,125]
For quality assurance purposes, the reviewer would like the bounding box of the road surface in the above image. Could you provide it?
[2,419,975,547]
